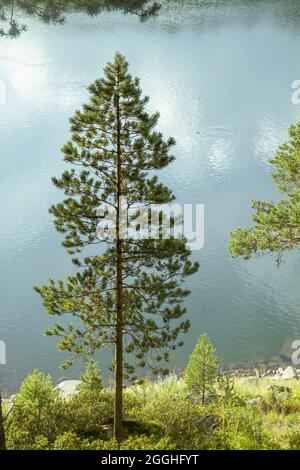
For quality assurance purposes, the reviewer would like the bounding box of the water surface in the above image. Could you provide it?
[1,1,300,393]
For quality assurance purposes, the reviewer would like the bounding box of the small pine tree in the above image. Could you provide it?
[17,369,57,408]
[78,361,103,392]
[185,334,219,405]
[218,373,240,405]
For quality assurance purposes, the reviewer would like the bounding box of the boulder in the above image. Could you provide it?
[192,415,220,434]
[56,380,81,398]
[281,366,295,380]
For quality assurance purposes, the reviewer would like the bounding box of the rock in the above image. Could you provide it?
[249,397,262,405]
[193,415,220,434]
[55,380,81,398]
[281,366,295,380]
[102,425,114,439]
[277,368,284,375]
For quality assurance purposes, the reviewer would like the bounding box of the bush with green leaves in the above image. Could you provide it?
[64,389,114,438]
[5,369,67,449]
[5,369,113,449]
[210,405,272,450]
[4,365,300,450]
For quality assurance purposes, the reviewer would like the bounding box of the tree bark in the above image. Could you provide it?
[114,68,123,444]
[0,391,6,450]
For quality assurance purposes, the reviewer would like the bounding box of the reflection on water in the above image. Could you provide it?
[1,1,300,392]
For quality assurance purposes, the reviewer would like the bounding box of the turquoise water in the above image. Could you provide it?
[0,1,300,393]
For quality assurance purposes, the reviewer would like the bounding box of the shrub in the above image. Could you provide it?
[53,432,82,450]
[5,370,66,449]
[211,405,272,450]
[64,389,114,438]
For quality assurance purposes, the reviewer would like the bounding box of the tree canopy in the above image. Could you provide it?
[229,121,300,264]
[35,53,198,441]
[0,0,161,38]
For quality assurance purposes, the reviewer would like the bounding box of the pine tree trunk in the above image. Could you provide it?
[0,391,6,451]
[114,69,123,444]
[114,238,123,443]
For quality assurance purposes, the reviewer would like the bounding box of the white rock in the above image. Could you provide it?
[281,366,295,380]
[56,380,81,398]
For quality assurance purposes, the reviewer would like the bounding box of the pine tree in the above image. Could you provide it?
[35,53,199,442]
[0,390,5,450]
[78,361,103,392]
[17,369,57,407]
[229,121,300,264]
[185,334,219,405]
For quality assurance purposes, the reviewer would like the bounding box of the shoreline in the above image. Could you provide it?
[2,362,299,402]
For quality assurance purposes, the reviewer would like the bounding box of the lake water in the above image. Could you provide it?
[1,0,300,393]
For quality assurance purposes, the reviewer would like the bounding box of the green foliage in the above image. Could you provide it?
[5,370,66,449]
[64,390,114,437]
[0,390,6,450]
[35,53,198,379]
[0,1,161,38]
[211,406,269,450]
[17,369,58,407]
[289,432,300,450]
[261,386,300,415]
[229,121,300,263]
[185,334,219,404]
[77,361,103,392]
[5,368,300,450]
[217,374,242,406]
[5,371,114,449]
[53,432,82,450]
[120,434,174,450]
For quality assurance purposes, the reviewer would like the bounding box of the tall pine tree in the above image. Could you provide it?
[35,53,199,442]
